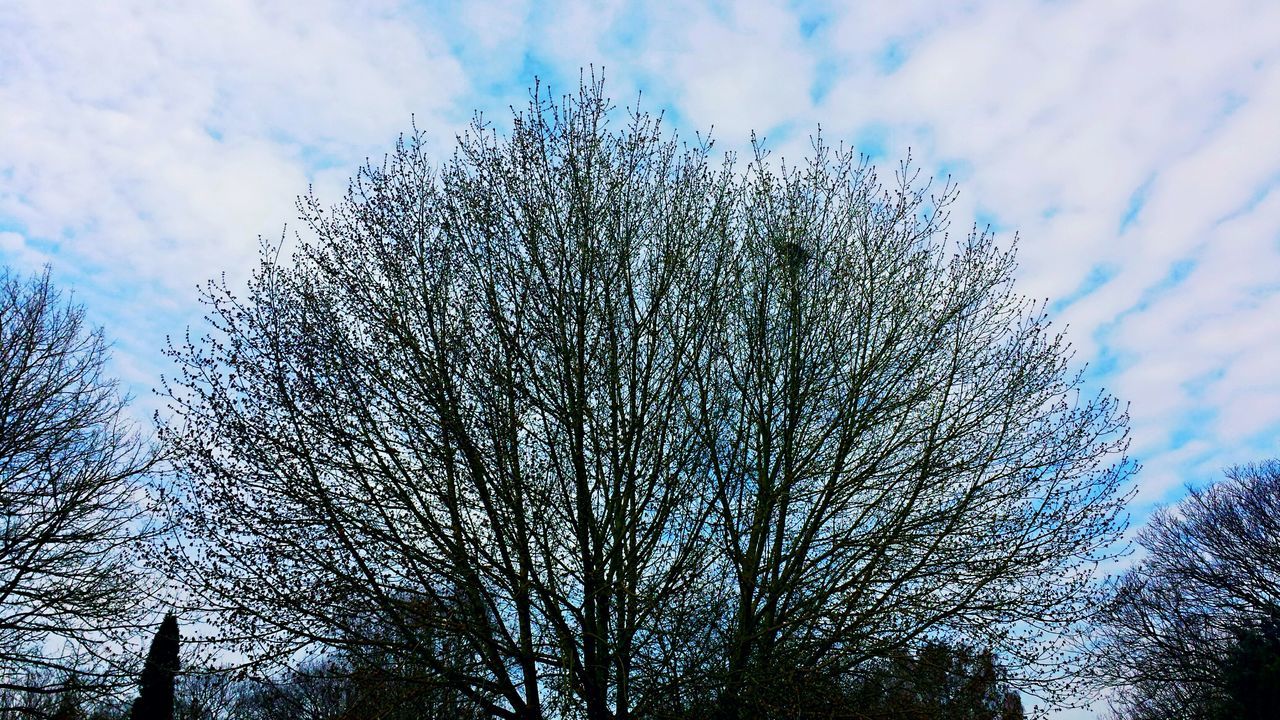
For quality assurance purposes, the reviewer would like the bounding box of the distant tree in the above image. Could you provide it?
[1214,612,1280,720]
[0,266,157,696]
[50,675,86,720]
[130,615,179,720]
[0,668,50,717]
[1097,461,1280,719]
[0,668,126,720]
[900,642,1025,720]
[225,658,456,720]
[231,665,354,720]
[158,77,1133,719]
[720,639,1025,720]
[171,671,240,720]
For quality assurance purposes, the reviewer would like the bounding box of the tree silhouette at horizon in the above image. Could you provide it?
[130,614,179,720]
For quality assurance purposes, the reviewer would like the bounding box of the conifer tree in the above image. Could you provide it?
[130,614,179,720]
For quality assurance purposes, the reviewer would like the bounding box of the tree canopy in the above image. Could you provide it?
[155,79,1133,719]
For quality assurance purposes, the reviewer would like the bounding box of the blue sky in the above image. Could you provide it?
[2,1,1279,712]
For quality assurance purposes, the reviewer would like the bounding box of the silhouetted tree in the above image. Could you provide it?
[49,675,86,720]
[171,671,240,720]
[130,615,179,720]
[158,77,1133,719]
[0,266,158,691]
[705,640,1025,720]
[0,266,158,697]
[1097,461,1280,719]
[1211,612,1280,720]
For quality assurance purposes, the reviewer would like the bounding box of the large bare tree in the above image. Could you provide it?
[0,267,156,697]
[158,79,1133,720]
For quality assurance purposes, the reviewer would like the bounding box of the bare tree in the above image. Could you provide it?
[172,671,240,720]
[158,78,1132,720]
[1096,461,1280,719]
[1,267,157,696]
[160,78,726,720]
[699,141,1134,717]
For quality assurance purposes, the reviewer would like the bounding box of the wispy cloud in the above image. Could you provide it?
[1,0,470,393]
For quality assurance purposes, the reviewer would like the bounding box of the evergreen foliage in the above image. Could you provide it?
[130,615,179,720]
[1212,613,1280,720]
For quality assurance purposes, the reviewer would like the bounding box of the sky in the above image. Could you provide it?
[2,1,1278,715]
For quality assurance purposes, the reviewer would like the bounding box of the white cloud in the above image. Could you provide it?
[640,1,819,142]
[2,0,1274,536]
[1,0,467,291]
[805,0,1280,506]
[1,0,471,417]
